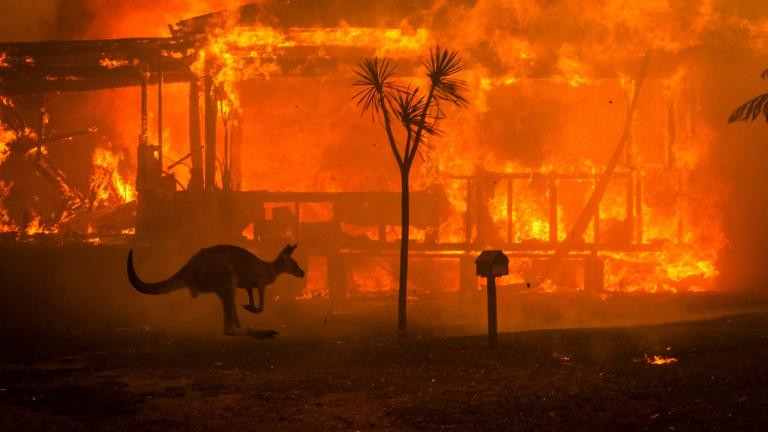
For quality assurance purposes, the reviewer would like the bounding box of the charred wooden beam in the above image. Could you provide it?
[0,37,194,95]
[204,67,217,191]
[549,175,558,244]
[188,78,203,191]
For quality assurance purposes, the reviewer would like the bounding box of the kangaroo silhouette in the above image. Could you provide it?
[127,244,305,337]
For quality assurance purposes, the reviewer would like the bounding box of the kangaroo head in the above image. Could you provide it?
[276,244,305,278]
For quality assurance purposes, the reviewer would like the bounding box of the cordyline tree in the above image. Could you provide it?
[353,47,468,338]
[729,68,768,124]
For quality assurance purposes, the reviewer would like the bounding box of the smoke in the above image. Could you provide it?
[0,0,59,42]
[0,0,249,41]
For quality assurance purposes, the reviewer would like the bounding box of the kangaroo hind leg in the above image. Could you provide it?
[214,266,241,335]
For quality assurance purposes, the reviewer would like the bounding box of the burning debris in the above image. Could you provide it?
[643,354,679,366]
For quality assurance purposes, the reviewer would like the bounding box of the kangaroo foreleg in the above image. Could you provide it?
[243,284,265,314]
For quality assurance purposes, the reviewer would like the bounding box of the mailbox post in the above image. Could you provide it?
[475,250,509,348]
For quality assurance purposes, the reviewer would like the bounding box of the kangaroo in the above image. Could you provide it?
[127,244,305,337]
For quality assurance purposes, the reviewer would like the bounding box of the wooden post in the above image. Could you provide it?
[666,102,677,169]
[204,68,217,191]
[157,53,163,170]
[635,174,643,244]
[231,113,242,190]
[486,275,498,349]
[506,179,514,245]
[549,175,558,243]
[627,173,635,243]
[137,66,149,191]
[465,179,473,246]
[188,77,203,191]
[594,179,600,245]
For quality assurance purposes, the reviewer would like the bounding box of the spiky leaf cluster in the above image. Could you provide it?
[352,47,467,169]
[728,68,768,123]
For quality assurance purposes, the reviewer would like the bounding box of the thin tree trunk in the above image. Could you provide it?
[398,168,409,339]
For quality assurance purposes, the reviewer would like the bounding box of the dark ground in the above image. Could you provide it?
[2,313,768,431]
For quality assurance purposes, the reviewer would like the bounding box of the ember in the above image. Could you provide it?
[644,354,679,366]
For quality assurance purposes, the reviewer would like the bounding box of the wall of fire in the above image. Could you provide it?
[3,0,767,298]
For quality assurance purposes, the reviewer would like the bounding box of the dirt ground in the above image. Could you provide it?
[1,313,767,431]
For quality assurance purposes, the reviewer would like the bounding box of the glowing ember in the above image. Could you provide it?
[0,126,13,165]
[644,354,678,365]
[0,180,13,233]
[99,57,130,69]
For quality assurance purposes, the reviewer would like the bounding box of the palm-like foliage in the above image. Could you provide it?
[353,58,399,120]
[393,86,441,136]
[353,48,467,168]
[728,68,768,123]
[352,47,467,339]
[424,47,469,107]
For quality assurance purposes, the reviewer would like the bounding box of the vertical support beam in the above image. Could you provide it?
[204,69,217,191]
[635,173,643,244]
[137,67,149,191]
[593,180,600,245]
[231,113,242,190]
[157,54,163,170]
[140,68,148,145]
[626,173,635,243]
[188,77,203,191]
[486,276,498,349]
[666,102,677,169]
[37,94,46,151]
[465,179,473,246]
[506,178,514,245]
[549,175,558,243]
[676,171,684,244]
[136,67,150,239]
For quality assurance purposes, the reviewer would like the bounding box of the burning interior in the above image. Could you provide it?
[1,0,758,310]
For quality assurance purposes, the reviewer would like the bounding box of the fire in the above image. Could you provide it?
[0,1,748,297]
[644,354,678,365]
[90,146,136,207]
[99,57,130,69]
[0,125,13,165]
[297,256,329,300]
[24,211,56,236]
[0,180,13,233]
[288,27,429,56]
[192,26,429,118]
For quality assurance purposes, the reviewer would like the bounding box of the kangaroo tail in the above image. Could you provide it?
[127,250,186,295]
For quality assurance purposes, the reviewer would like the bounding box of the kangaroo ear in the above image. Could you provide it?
[281,244,298,257]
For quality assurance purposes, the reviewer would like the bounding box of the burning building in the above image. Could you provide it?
[0,0,762,310]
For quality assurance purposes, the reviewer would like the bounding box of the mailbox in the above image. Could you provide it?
[476,250,509,349]
[475,250,509,277]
